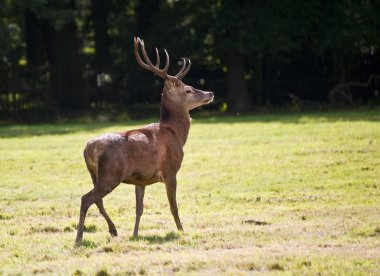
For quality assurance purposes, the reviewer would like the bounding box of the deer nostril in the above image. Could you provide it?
[202,92,214,104]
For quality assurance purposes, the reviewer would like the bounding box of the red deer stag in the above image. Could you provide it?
[75,37,214,244]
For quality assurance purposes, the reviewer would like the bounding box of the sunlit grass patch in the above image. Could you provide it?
[0,109,379,274]
[130,231,180,244]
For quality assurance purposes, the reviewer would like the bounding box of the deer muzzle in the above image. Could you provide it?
[194,89,214,104]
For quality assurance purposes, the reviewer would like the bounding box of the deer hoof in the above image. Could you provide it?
[74,240,82,247]
[109,229,118,237]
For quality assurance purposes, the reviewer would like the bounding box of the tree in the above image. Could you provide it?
[91,0,111,73]
[185,0,308,112]
[24,7,45,69]
[23,0,86,111]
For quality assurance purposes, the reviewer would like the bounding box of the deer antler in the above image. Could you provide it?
[175,58,191,80]
[134,37,191,81]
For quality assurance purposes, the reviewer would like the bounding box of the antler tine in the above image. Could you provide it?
[139,39,156,69]
[134,37,151,71]
[163,49,170,74]
[177,58,191,80]
[155,48,160,68]
[175,58,187,78]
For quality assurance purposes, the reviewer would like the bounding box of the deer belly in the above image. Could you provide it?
[121,154,160,184]
[122,171,160,185]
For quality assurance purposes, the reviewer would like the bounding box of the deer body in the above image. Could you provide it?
[84,106,189,187]
[75,38,213,245]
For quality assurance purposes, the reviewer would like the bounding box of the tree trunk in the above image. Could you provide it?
[43,5,86,111]
[226,51,252,113]
[252,54,263,105]
[136,0,160,36]
[24,8,45,68]
[91,0,110,73]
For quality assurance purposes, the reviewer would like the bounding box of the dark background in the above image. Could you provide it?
[1,0,379,120]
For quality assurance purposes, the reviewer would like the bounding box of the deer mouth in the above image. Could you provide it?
[203,96,214,104]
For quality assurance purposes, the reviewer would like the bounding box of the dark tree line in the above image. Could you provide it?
[0,0,379,118]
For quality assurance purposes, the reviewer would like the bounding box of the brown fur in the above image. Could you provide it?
[75,79,214,244]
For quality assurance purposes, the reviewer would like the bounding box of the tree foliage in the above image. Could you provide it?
[0,0,379,117]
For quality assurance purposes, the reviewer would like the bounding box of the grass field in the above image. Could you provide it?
[0,109,379,275]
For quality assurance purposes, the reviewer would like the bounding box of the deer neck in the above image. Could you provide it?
[159,95,191,146]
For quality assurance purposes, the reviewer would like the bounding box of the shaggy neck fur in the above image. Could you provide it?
[159,92,191,146]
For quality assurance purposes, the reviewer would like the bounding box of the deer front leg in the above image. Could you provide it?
[165,177,184,231]
[133,185,145,237]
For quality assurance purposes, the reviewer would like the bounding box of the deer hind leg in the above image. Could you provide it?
[87,164,118,237]
[165,177,184,231]
[75,188,97,245]
[133,185,145,237]
[95,199,117,236]
[75,179,119,245]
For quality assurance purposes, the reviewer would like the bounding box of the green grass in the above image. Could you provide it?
[0,109,379,275]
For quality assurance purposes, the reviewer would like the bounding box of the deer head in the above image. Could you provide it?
[134,37,214,112]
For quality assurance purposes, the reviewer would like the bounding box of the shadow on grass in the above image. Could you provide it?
[1,108,379,137]
[194,108,380,125]
[0,119,153,138]
[75,239,98,249]
[130,231,180,244]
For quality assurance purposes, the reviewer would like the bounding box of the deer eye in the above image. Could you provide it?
[185,89,192,94]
